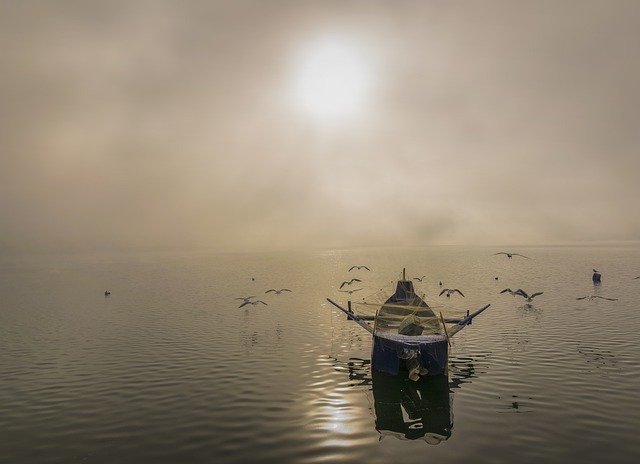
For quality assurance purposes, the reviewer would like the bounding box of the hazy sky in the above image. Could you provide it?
[1,0,639,253]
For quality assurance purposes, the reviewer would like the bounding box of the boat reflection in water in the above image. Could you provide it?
[372,370,452,443]
[334,356,482,444]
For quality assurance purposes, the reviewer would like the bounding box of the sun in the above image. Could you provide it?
[291,36,374,122]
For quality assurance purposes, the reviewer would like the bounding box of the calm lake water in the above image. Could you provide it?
[1,246,639,463]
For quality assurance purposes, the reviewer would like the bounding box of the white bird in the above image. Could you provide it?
[340,278,362,289]
[494,252,530,259]
[265,289,291,295]
[576,295,618,301]
[349,265,370,271]
[413,276,426,282]
[439,288,465,297]
[514,290,543,302]
[339,288,362,294]
[239,300,268,308]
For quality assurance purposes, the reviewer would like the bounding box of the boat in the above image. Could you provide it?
[327,269,490,380]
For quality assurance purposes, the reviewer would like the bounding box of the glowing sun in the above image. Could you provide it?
[291,37,374,121]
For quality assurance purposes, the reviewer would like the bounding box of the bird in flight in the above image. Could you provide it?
[439,288,465,297]
[493,252,530,259]
[513,290,543,302]
[349,265,370,271]
[413,276,426,282]
[340,278,362,289]
[576,295,618,301]
[104,290,111,296]
[499,288,521,296]
[239,300,268,308]
[236,296,256,302]
[339,288,362,294]
[634,276,640,280]
[265,288,291,295]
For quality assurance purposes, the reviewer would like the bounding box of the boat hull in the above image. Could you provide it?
[372,334,448,377]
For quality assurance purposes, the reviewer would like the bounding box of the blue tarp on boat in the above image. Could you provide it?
[372,333,448,376]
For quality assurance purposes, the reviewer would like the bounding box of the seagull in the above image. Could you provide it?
[439,288,465,297]
[576,295,618,301]
[493,252,530,259]
[265,288,291,295]
[235,296,256,302]
[239,300,268,308]
[514,290,543,302]
[634,276,640,280]
[340,278,362,289]
[413,276,426,282]
[349,265,370,271]
[339,288,362,294]
[499,288,521,296]
[104,290,111,296]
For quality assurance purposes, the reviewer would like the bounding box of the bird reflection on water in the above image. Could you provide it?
[332,356,482,444]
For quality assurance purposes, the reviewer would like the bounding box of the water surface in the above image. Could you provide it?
[1,246,639,463]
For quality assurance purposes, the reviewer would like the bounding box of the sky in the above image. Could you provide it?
[1,0,639,253]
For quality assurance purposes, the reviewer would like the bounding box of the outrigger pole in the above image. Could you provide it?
[327,298,490,338]
[447,304,491,336]
[326,298,374,335]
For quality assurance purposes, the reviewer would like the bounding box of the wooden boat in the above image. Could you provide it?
[327,269,489,380]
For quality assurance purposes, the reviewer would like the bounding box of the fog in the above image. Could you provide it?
[1,0,639,253]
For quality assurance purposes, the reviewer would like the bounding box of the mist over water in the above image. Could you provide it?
[2,246,639,463]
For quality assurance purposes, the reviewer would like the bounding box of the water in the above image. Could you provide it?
[1,246,639,463]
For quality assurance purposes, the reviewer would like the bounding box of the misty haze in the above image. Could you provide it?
[1,1,639,254]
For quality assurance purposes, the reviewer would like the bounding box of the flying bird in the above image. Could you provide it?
[439,288,465,297]
[340,278,362,289]
[493,252,530,259]
[413,276,426,282]
[514,290,543,302]
[236,296,256,302]
[239,300,268,308]
[265,289,291,295]
[104,290,111,296]
[499,288,521,296]
[339,288,363,294]
[576,295,618,301]
[634,276,640,280]
[349,265,370,271]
